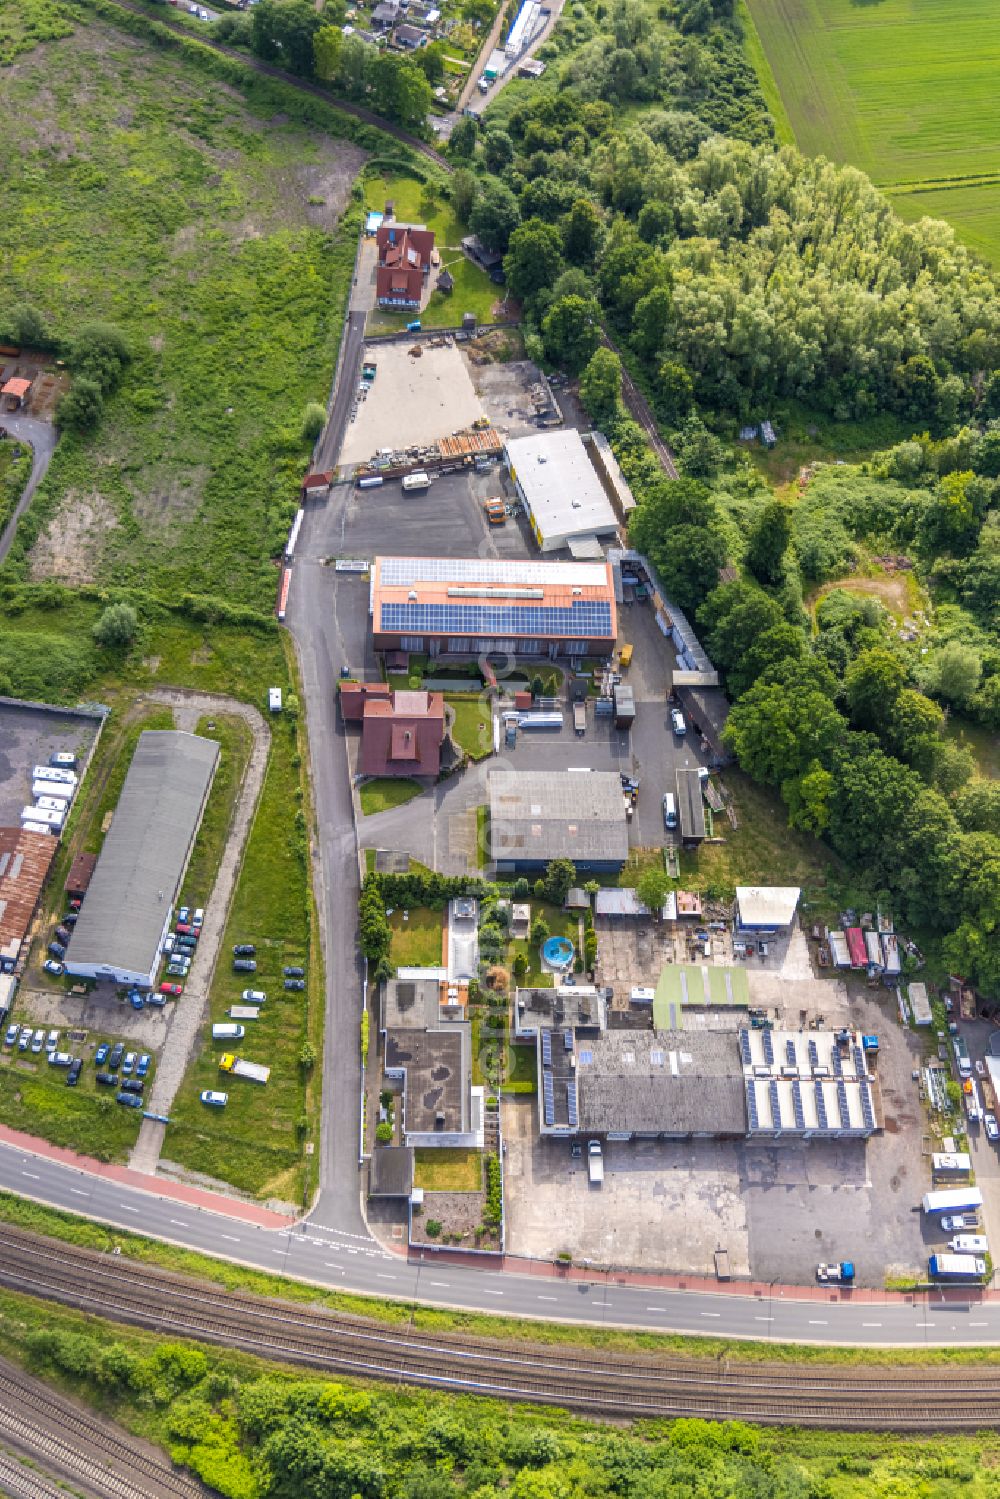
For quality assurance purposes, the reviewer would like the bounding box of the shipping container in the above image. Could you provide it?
[922,1187,984,1214]
[929,1252,985,1279]
[864,930,883,967]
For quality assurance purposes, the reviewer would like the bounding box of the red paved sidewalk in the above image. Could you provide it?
[0,1124,292,1228]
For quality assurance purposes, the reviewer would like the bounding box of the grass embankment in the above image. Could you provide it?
[359,777,422,816]
[6,1191,1000,1373]
[0,8,363,603]
[5,1280,1000,1499]
[744,0,1000,261]
[364,173,502,332]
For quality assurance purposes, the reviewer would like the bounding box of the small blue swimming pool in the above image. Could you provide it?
[542,935,574,970]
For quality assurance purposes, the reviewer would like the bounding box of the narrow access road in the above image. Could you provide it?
[0,413,57,565]
[460,0,567,118]
[604,329,679,479]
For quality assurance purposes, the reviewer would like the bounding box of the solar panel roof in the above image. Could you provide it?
[380,600,612,638]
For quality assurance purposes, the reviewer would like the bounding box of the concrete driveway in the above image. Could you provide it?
[0,412,57,564]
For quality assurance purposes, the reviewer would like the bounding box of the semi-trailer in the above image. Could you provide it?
[219,1053,270,1084]
[922,1187,984,1214]
[929,1252,986,1279]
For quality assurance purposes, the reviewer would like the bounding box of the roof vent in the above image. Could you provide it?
[408,590,417,600]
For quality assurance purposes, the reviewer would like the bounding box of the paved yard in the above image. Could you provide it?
[0,703,101,826]
[340,342,484,465]
[503,1095,751,1276]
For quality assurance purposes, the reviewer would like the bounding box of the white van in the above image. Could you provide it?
[212,1023,245,1041]
[950,1235,989,1254]
[662,792,677,830]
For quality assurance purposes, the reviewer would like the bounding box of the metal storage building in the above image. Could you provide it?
[505,431,619,552]
[65,731,219,988]
[675,768,706,843]
[734,886,801,931]
[488,769,628,872]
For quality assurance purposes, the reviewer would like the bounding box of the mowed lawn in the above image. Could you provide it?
[745,0,1000,256]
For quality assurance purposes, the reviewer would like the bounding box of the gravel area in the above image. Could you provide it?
[339,342,484,465]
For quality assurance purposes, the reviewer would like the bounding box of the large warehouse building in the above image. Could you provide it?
[65,731,219,988]
[505,431,620,553]
[488,769,629,872]
[369,556,617,659]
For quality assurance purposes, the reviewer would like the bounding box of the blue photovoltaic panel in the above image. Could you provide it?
[837,1080,850,1129]
[379,557,606,587]
[860,1081,875,1131]
[566,1082,578,1127]
[832,1047,843,1076]
[853,1046,867,1077]
[769,1079,781,1130]
[785,1039,796,1067]
[542,1072,555,1126]
[762,1029,774,1066]
[541,1031,552,1066]
[792,1080,805,1130]
[380,599,613,639]
[739,1030,752,1066]
[808,1039,819,1069]
[564,1029,574,1051]
[815,1081,828,1130]
[746,1081,759,1130]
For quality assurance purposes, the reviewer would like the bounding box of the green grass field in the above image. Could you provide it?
[745,0,1000,259]
[359,777,423,815]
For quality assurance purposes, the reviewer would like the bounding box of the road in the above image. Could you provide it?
[3,1137,1000,1346]
[0,413,57,565]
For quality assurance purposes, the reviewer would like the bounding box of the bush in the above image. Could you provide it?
[425,1218,442,1237]
[484,1155,502,1223]
[300,400,327,441]
[92,602,138,649]
[375,1121,393,1144]
[56,377,103,432]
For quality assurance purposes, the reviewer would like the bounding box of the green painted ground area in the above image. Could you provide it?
[653,963,750,1029]
[745,0,1000,259]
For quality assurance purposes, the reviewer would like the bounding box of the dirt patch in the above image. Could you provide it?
[128,464,209,532]
[810,574,916,618]
[29,489,120,585]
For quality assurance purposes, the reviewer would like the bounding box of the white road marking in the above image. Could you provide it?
[377,1273,396,1280]
[21,1172,39,1180]
[700,1311,721,1318]
[807,1320,828,1326]
[430,1281,449,1288]
[482,1289,504,1296]
[646,1306,664,1313]
[324,1263,345,1271]
[119,1206,139,1214]
[754,1316,773,1322]
[971,1321,989,1327]
[862,1323,882,1328]
[169,1220,188,1228]
[537,1295,557,1302]
[70,1188,89,1197]
[222,1235,240,1243]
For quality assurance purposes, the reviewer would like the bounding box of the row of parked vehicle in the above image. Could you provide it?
[163,904,204,983]
[231,942,306,990]
[43,896,83,977]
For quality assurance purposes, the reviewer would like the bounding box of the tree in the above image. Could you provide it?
[483,129,514,174]
[512,951,529,982]
[954,781,1000,837]
[782,761,834,835]
[655,359,694,425]
[71,322,130,394]
[6,303,49,348]
[469,179,520,252]
[844,648,907,735]
[918,470,979,558]
[450,168,479,224]
[723,660,845,785]
[542,858,576,905]
[883,688,944,767]
[579,347,621,426]
[922,639,983,707]
[300,401,326,441]
[529,914,550,946]
[56,377,103,432]
[632,287,672,360]
[631,480,729,618]
[251,0,322,76]
[636,866,671,915]
[745,500,790,586]
[503,219,564,304]
[449,114,478,160]
[892,353,940,423]
[313,23,342,80]
[562,198,602,264]
[92,603,138,649]
[541,295,601,374]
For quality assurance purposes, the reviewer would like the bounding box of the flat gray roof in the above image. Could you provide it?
[386,1025,470,1135]
[575,1029,747,1136]
[676,768,706,841]
[488,770,628,865]
[369,1145,414,1197]
[514,984,607,1037]
[68,731,219,976]
[505,430,618,542]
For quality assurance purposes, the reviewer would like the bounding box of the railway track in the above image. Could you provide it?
[84,0,451,170]
[0,1226,997,1429]
[0,1355,207,1499]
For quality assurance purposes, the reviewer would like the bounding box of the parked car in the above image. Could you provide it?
[147,992,167,1008]
[121,1078,144,1096]
[166,965,189,980]
[283,965,304,978]
[117,1091,143,1109]
[31,1029,44,1053]
[55,925,71,944]
[160,983,183,997]
[241,990,266,1003]
[942,1214,978,1232]
[43,959,64,977]
[233,959,257,974]
[200,1090,228,1108]
[136,1054,151,1078]
[18,1028,31,1052]
[45,1030,59,1052]
[68,897,82,911]
[976,1060,987,1078]
[48,1051,73,1068]
[48,942,66,960]
[3,1023,18,1047]
[175,936,197,952]
[162,935,175,955]
[175,922,192,936]
[63,912,78,927]
[986,1114,999,1142]
[193,908,204,928]
[178,906,190,924]
[284,978,305,992]
[67,1058,82,1086]
[108,1043,124,1070]
[50,752,77,769]
[234,944,256,957]
[95,1044,109,1065]
[130,991,144,1011]
[670,709,687,736]
[96,1071,117,1087]
[122,1051,136,1076]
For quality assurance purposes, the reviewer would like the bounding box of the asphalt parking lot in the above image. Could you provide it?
[0,703,101,826]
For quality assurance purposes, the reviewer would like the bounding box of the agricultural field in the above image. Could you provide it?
[0,10,365,607]
[745,0,1000,260]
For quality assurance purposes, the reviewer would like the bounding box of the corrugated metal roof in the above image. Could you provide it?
[67,731,219,977]
[488,770,628,864]
[0,827,57,955]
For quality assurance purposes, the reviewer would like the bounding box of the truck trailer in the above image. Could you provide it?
[954,1034,972,1077]
[587,1140,604,1185]
[219,1053,270,1084]
[929,1252,986,1280]
[922,1187,984,1215]
[33,766,77,787]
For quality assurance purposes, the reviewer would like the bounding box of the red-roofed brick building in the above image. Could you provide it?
[2,376,32,411]
[375,224,435,309]
[360,689,445,779]
[339,681,392,722]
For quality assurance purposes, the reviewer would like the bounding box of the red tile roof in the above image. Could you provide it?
[0,827,57,957]
[375,224,434,307]
[340,681,392,723]
[360,690,444,778]
[1,377,31,399]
